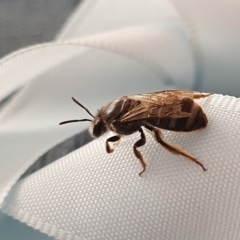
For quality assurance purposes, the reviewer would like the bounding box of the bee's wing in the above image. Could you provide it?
[152,90,212,100]
[126,90,194,104]
[120,92,191,122]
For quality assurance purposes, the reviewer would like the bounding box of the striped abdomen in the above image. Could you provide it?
[147,98,208,132]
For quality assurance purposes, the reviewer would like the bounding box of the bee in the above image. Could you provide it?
[59,90,212,176]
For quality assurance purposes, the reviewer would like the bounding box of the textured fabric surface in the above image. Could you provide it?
[3,94,240,240]
[20,130,92,179]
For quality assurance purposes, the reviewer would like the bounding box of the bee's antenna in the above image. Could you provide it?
[59,97,94,125]
[72,97,95,118]
[59,119,91,125]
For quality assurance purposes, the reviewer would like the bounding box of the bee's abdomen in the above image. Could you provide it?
[149,98,208,132]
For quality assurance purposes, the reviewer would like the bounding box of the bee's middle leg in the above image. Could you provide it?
[106,135,121,153]
[144,124,207,171]
[134,128,147,177]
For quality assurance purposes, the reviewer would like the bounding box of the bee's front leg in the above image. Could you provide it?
[133,128,147,177]
[106,135,121,153]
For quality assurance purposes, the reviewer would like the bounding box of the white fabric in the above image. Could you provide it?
[1,0,240,239]
[59,0,240,96]
[3,94,240,240]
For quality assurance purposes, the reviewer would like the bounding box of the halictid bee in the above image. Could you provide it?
[60,90,212,176]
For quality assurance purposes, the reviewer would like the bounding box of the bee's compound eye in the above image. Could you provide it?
[93,119,107,138]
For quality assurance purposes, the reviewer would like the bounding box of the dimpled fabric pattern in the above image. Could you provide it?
[2,94,240,240]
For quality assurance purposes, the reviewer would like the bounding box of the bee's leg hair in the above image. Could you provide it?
[134,128,147,177]
[106,135,121,153]
[144,124,207,171]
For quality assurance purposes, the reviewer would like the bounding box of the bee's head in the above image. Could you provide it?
[60,97,107,138]
[89,110,107,138]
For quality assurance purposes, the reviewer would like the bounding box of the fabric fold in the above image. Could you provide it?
[3,94,240,240]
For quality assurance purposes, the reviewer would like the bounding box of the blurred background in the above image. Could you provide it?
[0,0,81,58]
[0,1,81,239]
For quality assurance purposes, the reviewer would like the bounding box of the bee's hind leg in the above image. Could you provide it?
[134,128,147,177]
[106,135,121,153]
[144,124,207,171]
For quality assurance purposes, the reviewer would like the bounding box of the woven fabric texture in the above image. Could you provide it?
[2,94,240,240]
